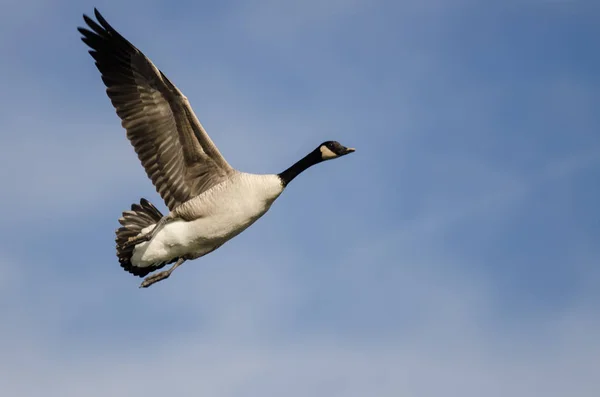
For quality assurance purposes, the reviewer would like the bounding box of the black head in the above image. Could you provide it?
[318,141,356,161]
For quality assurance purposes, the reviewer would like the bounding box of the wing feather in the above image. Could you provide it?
[79,9,234,211]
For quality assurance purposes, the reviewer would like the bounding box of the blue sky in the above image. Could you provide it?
[1,0,599,395]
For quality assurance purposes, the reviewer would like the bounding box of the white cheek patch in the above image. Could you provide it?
[320,146,338,160]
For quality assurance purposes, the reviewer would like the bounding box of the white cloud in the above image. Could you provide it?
[1,242,598,397]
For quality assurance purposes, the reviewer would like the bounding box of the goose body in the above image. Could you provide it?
[132,173,283,267]
[78,9,355,287]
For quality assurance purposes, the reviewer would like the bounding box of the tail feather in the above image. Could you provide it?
[115,198,174,277]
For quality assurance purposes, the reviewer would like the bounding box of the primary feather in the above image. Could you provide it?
[78,9,232,211]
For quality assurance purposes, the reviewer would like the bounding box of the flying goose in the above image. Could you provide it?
[78,9,355,288]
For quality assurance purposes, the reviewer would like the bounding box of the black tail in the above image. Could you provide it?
[116,198,171,277]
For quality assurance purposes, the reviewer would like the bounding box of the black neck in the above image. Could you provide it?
[278,149,323,186]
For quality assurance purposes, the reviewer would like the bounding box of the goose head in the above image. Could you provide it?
[278,140,355,186]
[318,141,356,161]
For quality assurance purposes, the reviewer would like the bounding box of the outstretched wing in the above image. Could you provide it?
[78,8,234,211]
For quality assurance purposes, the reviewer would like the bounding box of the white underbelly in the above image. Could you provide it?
[130,213,260,268]
[130,173,284,268]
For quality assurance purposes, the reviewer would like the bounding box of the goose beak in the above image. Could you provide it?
[344,147,356,155]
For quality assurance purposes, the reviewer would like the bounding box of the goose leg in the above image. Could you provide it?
[123,215,172,249]
[139,257,186,288]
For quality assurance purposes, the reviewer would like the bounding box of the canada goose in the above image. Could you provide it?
[78,9,355,288]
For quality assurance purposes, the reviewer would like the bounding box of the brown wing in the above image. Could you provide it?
[78,9,234,211]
